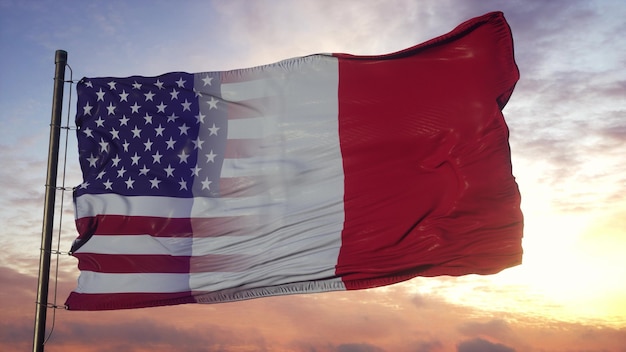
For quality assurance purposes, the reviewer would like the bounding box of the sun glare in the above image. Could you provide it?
[404,176,626,328]
[488,204,626,326]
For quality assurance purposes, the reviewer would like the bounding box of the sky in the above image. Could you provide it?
[1,0,625,351]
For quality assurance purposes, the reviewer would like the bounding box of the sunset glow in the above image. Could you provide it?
[1,1,625,351]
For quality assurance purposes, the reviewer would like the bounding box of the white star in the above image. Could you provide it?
[193,88,202,98]
[103,179,113,190]
[96,170,106,179]
[179,178,188,190]
[139,165,150,176]
[149,177,161,189]
[205,150,216,163]
[165,137,176,149]
[178,124,190,135]
[83,102,93,116]
[201,177,212,190]
[82,127,94,138]
[95,88,106,101]
[79,182,90,189]
[106,102,116,115]
[117,166,127,178]
[206,96,218,109]
[84,81,93,88]
[167,113,179,122]
[190,165,202,176]
[181,99,192,111]
[143,112,153,124]
[155,124,165,136]
[130,152,141,165]
[132,81,142,89]
[130,102,141,113]
[195,112,206,124]
[175,77,186,88]
[202,75,213,86]
[119,115,130,126]
[156,102,167,113]
[154,79,165,90]
[111,155,121,167]
[95,116,105,127]
[164,164,175,177]
[192,137,204,150]
[125,177,135,189]
[107,81,117,90]
[110,127,120,139]
[178,150,189,163]
[208,123,220,136]
[152,151,163,164]
[144,91,155,101]
[87,154,98,167]
[99,138,109,152]
[170,89,180,100]
[131,126,142,138]
[144,139,153,151]
[122,140,130,152]
[119,90,129,102]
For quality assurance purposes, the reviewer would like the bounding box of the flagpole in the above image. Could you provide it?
[33,49,67,352]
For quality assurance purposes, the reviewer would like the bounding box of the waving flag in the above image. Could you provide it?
[66,12,523,310]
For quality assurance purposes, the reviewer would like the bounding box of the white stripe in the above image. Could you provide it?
[227,117,274,139]
[220,156,283,178]
[75,271,347,294]
[75,271,190,294]
[189,256,343,292]
[75,193,271,219]
[221,78,279,102]
[75,194,190,218]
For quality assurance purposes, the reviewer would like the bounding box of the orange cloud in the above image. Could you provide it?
[2,266,625,352]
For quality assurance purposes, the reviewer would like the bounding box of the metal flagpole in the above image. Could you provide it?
[33,49,67,352]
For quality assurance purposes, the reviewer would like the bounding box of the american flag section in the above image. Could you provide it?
[72,55,349,302]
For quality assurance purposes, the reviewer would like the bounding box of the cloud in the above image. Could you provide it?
[411,339,444,352]
[458,319,513,341]
[336,343,385,352]
[2,265,626,351]
[49,316,269,352]
[2,2,626,352]
[506,72,626,213]
[457,319,533,351]
[0,320,32,350]
[480,0,626,214]
[457,338,516,352]
[208,0,540,68]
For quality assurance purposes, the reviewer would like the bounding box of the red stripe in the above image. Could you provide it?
[75,215,257,238]
[75,215,192,238]
[75,253,189,273]
[65,291,196,311]
[74,253,250,273]
[335,12,522,289]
